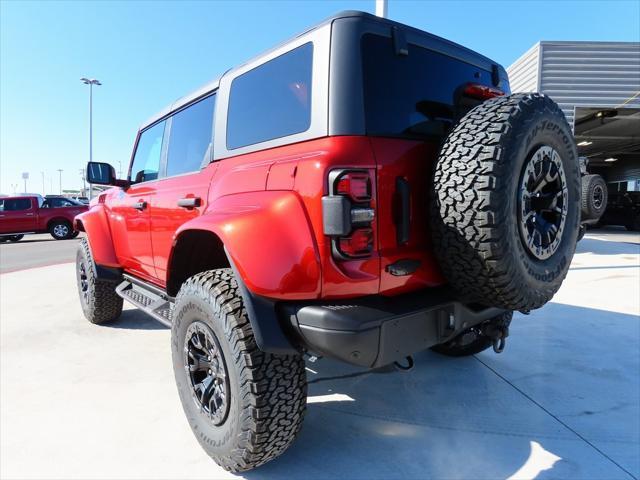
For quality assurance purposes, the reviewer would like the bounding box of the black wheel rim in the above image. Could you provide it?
[184,321,230,426]
[518,145,569,260]
[593,185,604,209]
[78,260,89,303]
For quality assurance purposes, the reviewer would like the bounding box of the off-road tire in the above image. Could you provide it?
[50,220,74,240]
[581,174,607,220]
[76,238,123,324]
[431,93,580,311]
[171,269,306,472]
[431,312,513,357]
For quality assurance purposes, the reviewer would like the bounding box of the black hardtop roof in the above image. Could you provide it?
[140,10,502,131]
[315,10,498,66]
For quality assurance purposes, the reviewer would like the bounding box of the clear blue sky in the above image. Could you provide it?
[1,0,639,195]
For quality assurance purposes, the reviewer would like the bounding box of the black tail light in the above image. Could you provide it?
[322,169,375,259]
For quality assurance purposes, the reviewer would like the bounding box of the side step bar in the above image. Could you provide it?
[115,274,173,327]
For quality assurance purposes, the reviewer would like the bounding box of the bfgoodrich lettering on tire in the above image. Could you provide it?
[430,93,580,311]
[171,268,306,472]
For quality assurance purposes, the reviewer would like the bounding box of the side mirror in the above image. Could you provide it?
[86,162,116,185]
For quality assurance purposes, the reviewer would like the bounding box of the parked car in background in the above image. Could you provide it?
[71,196,90,205]
[578,157,608,240]
[0,195,87,241]
[599,190,640,231]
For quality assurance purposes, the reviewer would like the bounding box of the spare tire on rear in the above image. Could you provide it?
[581,174,607,220]
[430,93,580,312]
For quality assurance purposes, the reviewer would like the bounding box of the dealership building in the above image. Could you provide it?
[508,41,640,196]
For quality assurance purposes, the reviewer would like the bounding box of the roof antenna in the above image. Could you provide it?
[375,0,388,18]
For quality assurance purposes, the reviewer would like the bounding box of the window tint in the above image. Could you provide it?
[227,43,313,150]
[166,95,215,177]
[3,198,32,211]
[362,34,493,139]
[48,198,75,208]
[130,121,165,183]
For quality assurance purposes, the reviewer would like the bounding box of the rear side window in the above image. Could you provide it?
[48,198,75,208]
[2,198,32,211]
[227,43,313,150]
[130,121,165,183]
[166,94,215,177]
[361,34,493,139]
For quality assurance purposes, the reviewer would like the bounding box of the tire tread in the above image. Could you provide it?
[173,269,306,472]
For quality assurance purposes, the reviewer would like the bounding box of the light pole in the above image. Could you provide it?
[81,77,101,197]
[79,168,86,195]
[57,169,63,195]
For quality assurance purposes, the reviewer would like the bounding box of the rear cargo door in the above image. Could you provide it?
[360,33,499,293]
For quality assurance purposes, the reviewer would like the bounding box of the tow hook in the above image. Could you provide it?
[482,321,510,354]
[393,356,414,371]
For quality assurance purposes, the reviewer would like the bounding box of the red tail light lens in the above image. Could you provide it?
[339,228,373,257]
[464,83,504,100]
[336,172,371,202]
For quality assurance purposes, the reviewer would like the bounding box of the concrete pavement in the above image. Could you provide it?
[0,232,638,479]
[0,233,82,273]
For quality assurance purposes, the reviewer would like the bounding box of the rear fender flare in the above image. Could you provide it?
[172,191,321,300]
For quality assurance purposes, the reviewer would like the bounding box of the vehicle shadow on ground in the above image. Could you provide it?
[576,237,640,255]
[101,308,168,330]
[246,303,639,480]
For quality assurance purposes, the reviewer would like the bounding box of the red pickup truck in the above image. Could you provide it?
[0,195,87,241]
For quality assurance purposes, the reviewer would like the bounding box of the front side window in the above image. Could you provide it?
[166,94,215,177]
[227,43,313,150]
[3,198,32,211]
[130,121,165,183]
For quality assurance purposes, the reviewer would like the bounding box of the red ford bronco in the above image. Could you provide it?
[75,11,580,472]
[0,195,86,241]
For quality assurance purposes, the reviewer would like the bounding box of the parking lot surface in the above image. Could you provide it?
[1,230,639,479]
[0,234,82,273]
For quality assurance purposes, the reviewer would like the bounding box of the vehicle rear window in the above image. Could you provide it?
[226,42,313,150]
[2,198,32,211]
[361,34,493,140]
[166,94,216,177]
[45,198,75,208]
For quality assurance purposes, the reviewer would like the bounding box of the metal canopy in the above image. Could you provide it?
[574,106,640,166]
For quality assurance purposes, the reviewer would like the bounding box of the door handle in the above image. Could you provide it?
[25,213,35,216]
[132,201,147,211]
[177,197,201,209]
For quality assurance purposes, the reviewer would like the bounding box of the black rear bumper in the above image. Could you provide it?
[279,288,505,368]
